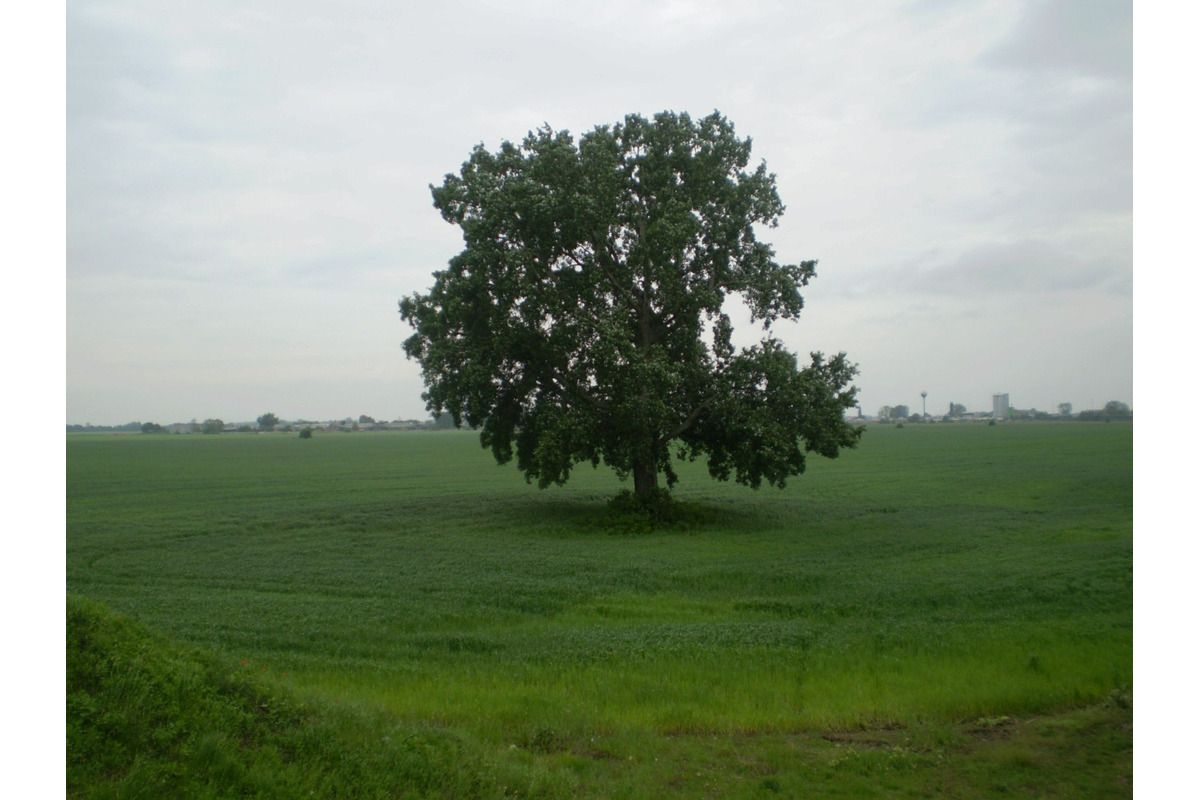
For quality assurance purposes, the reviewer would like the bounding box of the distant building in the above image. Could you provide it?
[992,393,1010,420]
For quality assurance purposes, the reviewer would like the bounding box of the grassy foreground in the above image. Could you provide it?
[67,423,1132,797]
[68,595,537,799]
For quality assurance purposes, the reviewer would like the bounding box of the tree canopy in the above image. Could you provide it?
[200,419,225,435]
[400,111,860,497]
[1075,401,1132,422]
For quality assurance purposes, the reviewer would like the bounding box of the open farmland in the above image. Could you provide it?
[66,423,1132,798]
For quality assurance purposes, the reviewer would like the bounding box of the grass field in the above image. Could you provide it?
[66,422,1132,798]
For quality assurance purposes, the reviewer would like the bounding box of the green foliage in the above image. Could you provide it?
[401,110,859,496]
[431,413,458,430]
[257,412,279,431]
[604,487,696,531]
[140,422,164,434]
[67,596,548,799]
[1077,401,1132,422]
[878,405,914,422]
[607,487,674,517]
[298,426,313,439]
[200,418,224,435]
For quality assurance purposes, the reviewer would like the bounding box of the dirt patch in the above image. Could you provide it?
[821,722,907,748]
[964,715,1019,741]
[571,746,622,760]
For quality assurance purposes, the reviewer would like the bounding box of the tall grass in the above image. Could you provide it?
[67,595,569,799]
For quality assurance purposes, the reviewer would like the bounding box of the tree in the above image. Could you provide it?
[140,422,164,434]
[1103,401,1131,420]
[400,111,861,498]
[430,413,458,430]
[1079,402,1131,422]
[257,412,280,431]
[200,419,225,435]
[948,402,966,418]
[1057,403,1073,417]
[359,415,376,425]
[298,426,314,439]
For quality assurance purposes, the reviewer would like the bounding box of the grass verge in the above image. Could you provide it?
[67,595,569,799]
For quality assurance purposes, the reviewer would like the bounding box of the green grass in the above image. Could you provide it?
[67,595,565,799]
[67,422,1132,797]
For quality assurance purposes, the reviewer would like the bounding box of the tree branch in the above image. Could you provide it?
[656,399,712,446]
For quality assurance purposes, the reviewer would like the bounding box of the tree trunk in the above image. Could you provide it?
[632,459,659,496]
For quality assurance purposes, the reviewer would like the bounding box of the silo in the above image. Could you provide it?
[992,393,1009,420]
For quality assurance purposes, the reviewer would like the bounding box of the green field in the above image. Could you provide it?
[67,422,1132,798]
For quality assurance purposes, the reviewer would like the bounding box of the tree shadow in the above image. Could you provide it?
[495,491,777,537]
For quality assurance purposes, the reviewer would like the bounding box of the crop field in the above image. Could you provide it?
[66,422,1132,798]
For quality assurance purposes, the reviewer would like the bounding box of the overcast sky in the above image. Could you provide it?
[65,0,1132,424]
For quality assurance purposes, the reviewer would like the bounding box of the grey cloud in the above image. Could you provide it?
[65,0,1132,424]
[983,0,1131,80]
[908,238,1129,297]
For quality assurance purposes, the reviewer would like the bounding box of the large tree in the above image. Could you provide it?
[400,111,860,497]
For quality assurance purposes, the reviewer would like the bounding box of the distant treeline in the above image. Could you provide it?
[1076,409,1133,422]
[67,422,144,433]
[1075,401,1132,422]
[68,415,463,434]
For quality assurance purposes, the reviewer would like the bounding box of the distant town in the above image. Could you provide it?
[68,395,1132,435]
[852,394,1132,424]
[65,414,460,434]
